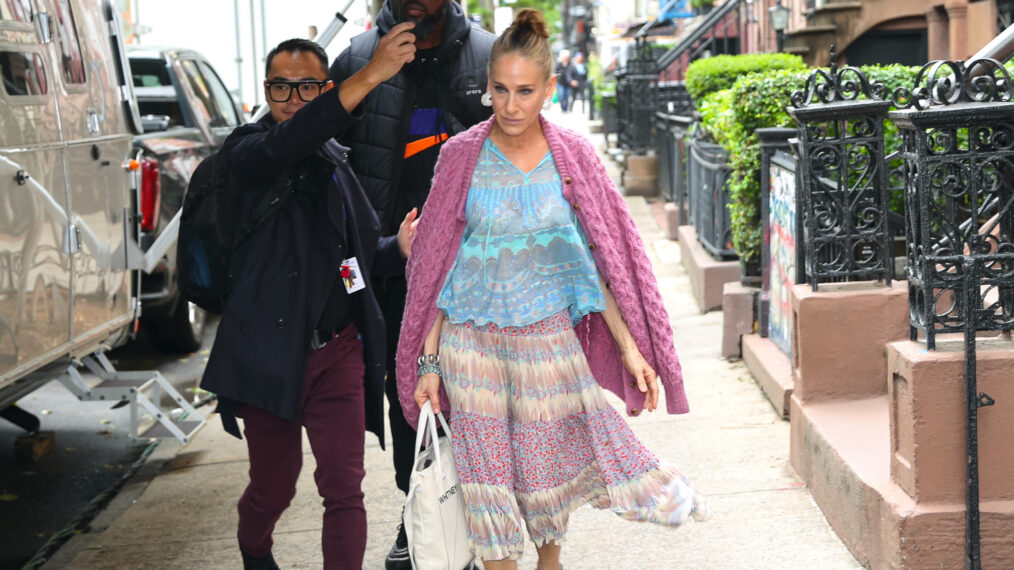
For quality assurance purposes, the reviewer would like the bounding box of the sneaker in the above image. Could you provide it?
[384,520,411,570]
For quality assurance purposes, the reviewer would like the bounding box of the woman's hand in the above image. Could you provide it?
[622,346,659,412]
[414,372,442,414]
[397,207,419,258]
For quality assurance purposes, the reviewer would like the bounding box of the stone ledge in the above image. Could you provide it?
[676,225,739,313]
[791,281,909,403]
[721,282,757,359]
[790,394,1014,569]
[742,334,793,418]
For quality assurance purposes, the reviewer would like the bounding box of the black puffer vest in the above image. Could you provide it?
[329,1,494,233]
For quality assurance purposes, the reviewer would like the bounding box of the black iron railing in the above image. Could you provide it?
[688,128,736,259]
[655,112,694,222]
[890,56,1014,570]
[788,47,897,291]
[656,81,695,116]
[656,0,745,80]
[616,38,657,153]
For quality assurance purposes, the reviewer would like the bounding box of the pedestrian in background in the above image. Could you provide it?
[328,1,494,568]
[554,48,571,112]
[200,36,418,570]
[567,51,588,114]
[397,9,709,570]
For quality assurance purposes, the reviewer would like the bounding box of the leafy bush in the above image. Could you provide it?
[697,88,736,146]
[724,70,807,263]
[685,53,806,103]
[695,64,919,263]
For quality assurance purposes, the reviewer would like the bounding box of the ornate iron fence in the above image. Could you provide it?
[788,47,896,291]
[889,57,1014,570]
[688,127,736,259]
[655,112,694,223]
[656,81,695,116]
[616,38,657,153]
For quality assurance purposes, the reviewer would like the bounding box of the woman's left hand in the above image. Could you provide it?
[397,207,419,258]
[622,347,659,412]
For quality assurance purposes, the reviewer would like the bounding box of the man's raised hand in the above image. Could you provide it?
[363,22,417,86]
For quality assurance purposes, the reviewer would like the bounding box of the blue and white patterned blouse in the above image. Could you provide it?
[436,138,606,327]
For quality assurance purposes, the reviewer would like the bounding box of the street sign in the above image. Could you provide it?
[659,0,694,20]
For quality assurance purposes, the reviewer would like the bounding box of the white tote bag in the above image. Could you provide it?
[404,402,474,570]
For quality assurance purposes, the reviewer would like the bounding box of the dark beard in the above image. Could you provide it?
[393,1,447,41]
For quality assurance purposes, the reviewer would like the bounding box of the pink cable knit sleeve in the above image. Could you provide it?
[576,137,688,414]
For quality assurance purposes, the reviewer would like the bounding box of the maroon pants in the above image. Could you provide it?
[236,325,366,569]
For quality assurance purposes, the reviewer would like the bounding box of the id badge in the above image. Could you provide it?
[340,257,366,293]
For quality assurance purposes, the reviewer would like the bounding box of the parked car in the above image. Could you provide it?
[126,46,244,352]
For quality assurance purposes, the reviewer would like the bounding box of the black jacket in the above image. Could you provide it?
[329,0,494,233]
[200,87,402,445]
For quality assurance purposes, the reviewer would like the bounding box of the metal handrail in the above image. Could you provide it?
[657,0,744,69]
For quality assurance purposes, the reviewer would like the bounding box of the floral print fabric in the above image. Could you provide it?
[440,312,708,562]
[436,138,605,327]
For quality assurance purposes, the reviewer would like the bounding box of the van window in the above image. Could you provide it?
[197,61,239,127]
[0,51,47,96]
[0,0,32,22]
[53,0,86,84]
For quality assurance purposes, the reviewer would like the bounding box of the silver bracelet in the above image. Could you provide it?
[417,353,439,366]
[417,362,442,378]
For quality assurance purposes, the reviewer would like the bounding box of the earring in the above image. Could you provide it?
[480,92,492,107]
[543,99,551,111]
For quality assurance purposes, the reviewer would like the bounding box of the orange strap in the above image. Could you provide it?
[404,132,449,159]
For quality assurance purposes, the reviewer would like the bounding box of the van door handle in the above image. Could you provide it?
[87,109,101,136]
[14,170,29,185]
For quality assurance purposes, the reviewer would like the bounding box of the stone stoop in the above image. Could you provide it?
[676,225,739,313]
[790,394,1014,569]
[721,282,758,359]
[663,202,683,241]
[742,334,793,418]
[622,154,659,198]
[791,281,909,403]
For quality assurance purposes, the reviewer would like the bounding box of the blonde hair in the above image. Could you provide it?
[489,9,552,81]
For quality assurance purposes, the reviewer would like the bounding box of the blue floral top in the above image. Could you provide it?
[436,138,606,327]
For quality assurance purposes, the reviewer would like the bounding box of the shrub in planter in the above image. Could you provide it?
[712,65,919,264]
[685,53,806,103]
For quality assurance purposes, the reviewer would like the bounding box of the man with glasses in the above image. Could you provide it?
[329,4,494,566]
[201,34,419,570]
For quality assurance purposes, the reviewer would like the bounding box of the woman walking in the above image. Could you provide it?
[396,9,707,569]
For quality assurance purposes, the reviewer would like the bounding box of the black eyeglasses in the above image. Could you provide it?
[265,80,329,103]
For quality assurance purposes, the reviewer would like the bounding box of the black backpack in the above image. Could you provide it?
[177,152,289,314]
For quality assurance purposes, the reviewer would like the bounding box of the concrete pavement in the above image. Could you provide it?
[44,109,862,569]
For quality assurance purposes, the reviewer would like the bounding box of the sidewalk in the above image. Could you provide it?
[46,110,862,570]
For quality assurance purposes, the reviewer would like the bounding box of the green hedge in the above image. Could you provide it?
[685,53,806,103]
[696,64,919,263]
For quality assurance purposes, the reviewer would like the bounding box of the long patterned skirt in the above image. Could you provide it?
[439,311,707,562]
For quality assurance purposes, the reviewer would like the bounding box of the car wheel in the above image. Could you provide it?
[151,299,206,353]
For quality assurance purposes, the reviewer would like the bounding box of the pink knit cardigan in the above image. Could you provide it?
[395,115,688,428]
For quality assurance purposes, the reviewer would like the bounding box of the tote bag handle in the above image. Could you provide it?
[411,401,454,477]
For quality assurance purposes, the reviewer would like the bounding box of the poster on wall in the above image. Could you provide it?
[768,156,797,358]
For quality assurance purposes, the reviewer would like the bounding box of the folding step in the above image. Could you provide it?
[58,351,206,444]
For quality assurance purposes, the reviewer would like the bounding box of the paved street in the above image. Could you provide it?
[42,109,863,569]
[0,324,217,569]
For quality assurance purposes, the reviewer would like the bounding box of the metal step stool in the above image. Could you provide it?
[58,351,206,444]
